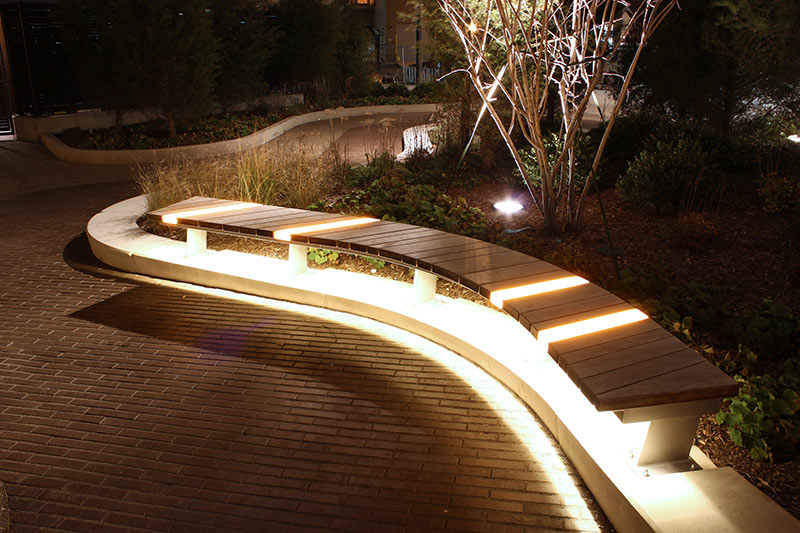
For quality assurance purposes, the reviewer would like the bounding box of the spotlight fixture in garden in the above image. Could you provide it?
[493,200,523,214]
[436,0,677,233]
[788,134,800,143]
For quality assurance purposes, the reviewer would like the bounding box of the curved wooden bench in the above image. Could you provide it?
[148,196,738,467]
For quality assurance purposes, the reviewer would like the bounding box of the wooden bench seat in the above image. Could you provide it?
[148,196,738,467]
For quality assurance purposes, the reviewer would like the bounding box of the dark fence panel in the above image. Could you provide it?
[1,1,89,116]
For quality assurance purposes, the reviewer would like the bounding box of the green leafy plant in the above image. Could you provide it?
[716,358,800,461]
[620,136,724,213]
[364,257,386,269]
[332,175,492,241]
[307,248,339,265]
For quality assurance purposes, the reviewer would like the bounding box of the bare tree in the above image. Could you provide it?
[436,0,676,233]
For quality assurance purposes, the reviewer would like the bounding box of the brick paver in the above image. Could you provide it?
[0,158,612,531]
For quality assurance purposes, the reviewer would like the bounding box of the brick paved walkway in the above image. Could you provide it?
[0,157,613,531]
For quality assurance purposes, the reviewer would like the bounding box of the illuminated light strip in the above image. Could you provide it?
[537,309,648,349]
[273,217,380,242]
[489,276,589,307]
[161,202,261,225]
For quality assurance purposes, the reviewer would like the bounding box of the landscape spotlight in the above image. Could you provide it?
[493,200,523,214]
[788,134,800,143]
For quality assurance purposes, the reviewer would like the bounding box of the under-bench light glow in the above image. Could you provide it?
[273,217,379,242]
[489,276,589,307]
[161,202,261,225]
[537,308,648,349]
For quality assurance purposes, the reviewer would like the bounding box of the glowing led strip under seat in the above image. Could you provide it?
[489,276,589,307]
[537,309,648,349]
[161,202,261,225]
[273,217,380,242]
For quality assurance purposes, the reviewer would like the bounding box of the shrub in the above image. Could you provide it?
[412,81,439,100]
[727,300,800,364]
[384,83,411,98]
[758,172,800,213]
[332,175,491,240]
[716,358,800,461]
[619,136,724,213]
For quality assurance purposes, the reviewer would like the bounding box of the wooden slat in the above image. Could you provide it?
[548,320,664,362]
[460,260,563,288]
[579,347,699,397]
[223,210,336,235]
[197,206,285,230]
[432,249,534,280]
[199,205,290,225]
[304,221,414,247]
[568,337,688,381]
[504,284,611,317]
[517,298,630,336]
[147,196,231,217]
[592,362,741,411]
[253,212,348,238]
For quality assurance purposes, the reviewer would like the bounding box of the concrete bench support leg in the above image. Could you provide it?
[186,229,207,257]
[288,244,308,277]
[638,415,700,466]
[413,270,437,305]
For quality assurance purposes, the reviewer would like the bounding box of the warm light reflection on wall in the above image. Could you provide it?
[489,276,589,307]
[273,217,380,241]
[161,202,261,224]
[537,309,648,349]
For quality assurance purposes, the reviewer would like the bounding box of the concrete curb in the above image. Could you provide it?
[41,104,440,165]
[87,195,800,533]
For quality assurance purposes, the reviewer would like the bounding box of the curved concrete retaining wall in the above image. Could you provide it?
[42,104,439,165]
[86,195,800,533]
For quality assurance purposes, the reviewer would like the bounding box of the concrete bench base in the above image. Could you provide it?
[87,195,800,533]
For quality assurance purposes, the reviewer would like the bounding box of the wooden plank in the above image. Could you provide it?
[555,324,672,374]
[514,296,629,335]
[578,347,700,397]
[304,221,414,247]
[222,210,335,235]
[408,238,491,259]
[592,362,740,411]
[382,235,485,265]
[199,204,289,224]
[415,246,506,272]
[363,229,449,255]
[568,337,690,381]
[147,196,231,217]
[504,284,612,316]
[253,212,347,238]
[196,206,285,230]
[548,320,664,361]
[409,239,497,262]
[460,260,563,288]
[432,249,533,280]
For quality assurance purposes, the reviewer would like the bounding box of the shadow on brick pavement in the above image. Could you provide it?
[0,177,613,531]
